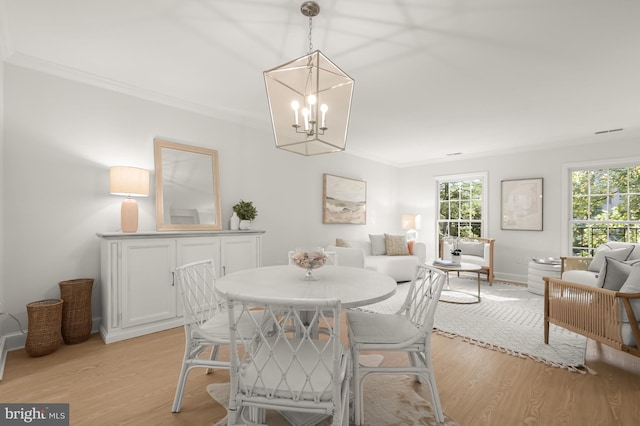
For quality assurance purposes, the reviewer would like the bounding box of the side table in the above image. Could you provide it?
[527,260,561,295]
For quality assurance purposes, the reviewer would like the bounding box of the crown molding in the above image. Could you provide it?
[4,51,266,128]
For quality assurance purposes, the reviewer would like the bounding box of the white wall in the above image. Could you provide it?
[397,137,640,282]
[1,64,400,335]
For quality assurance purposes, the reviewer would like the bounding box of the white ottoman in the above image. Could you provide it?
[527,260,561,295]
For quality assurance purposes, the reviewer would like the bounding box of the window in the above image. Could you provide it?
[437,173,487,239]
[570,166,640,256]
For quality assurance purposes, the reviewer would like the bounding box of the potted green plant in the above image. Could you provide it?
[233,200,258,230]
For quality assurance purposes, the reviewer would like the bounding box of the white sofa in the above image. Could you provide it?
[326,238,426,282]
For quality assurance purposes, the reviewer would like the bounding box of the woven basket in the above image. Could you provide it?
[25,299,63,357]
[59,278,94,344]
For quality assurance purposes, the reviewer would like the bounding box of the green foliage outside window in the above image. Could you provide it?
[571,166,640,256]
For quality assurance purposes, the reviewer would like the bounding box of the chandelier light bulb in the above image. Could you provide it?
[291,100,300,126]
[320,104,328,128]
[301,107,310,131]
[307,94,317,117]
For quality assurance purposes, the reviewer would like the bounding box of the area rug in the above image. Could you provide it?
[208,373,459,426]
[359,277,590,373]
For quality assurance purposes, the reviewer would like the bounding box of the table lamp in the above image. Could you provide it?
[401,214,422,241]
[110,166,150,233]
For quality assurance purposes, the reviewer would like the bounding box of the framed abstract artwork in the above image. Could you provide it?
[322,174,366,224]
[501,177,543,231]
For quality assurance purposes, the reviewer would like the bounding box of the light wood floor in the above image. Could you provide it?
[2,323,640,426]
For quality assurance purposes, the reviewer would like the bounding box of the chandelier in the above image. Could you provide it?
[264,1,354,156]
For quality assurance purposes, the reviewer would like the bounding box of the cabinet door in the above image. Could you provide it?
[220,235,259,276]
[176,238,222,275]
[121,240,176,328]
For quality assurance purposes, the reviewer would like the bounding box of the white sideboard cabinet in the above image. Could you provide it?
[97,230,264,343]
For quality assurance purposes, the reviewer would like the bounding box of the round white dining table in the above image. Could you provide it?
[215,265,397,308]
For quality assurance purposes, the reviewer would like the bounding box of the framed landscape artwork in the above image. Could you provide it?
[501,177,543,231]
[322,174,366,224]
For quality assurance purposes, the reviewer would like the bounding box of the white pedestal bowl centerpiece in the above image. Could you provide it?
[291,249,329,281]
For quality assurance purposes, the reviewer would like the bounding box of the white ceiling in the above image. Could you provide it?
[1,0,639,167]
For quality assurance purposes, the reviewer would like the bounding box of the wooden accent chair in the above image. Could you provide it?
[544,276,640,358]
[440,237,495,283]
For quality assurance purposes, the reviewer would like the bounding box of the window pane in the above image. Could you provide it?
[591,225,609,247]
[451,202,460,220]
[572,171,589,196]
[590,169,608,195]
[460,201,471,220]
[460,182,471,200]
[439,201,450,220]
[572,224,589,248]
[471,181,482,199]
[472,201,482,220]
[630,194,640,218]
[610,168,628,194]
[439,183,449,200]
[630,167,640,193]
[572,196,588,220]
[609,225,627,242]
[589,195,608,220]
[449,183,460,200]
[610,194,628,220]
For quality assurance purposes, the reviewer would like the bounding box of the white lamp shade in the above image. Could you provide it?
[110,166,150,197]
[401,214,422,230]
[264,50,354,156]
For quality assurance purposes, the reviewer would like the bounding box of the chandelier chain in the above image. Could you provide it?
[308,16,313,53]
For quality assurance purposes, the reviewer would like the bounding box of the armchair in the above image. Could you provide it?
[544,276,640,358]
[440,237,495,283]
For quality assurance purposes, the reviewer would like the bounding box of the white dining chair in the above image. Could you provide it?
[172,259,258,413]
[225,293,351,426]
[347,264,446,425]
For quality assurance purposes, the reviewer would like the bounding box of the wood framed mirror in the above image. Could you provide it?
[154,138,222,231]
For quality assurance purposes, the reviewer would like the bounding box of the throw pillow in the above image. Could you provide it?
[588,246,633,272]
[408,240,414,255]
[369,234,386,255]
[457,241,485,258]
[596,257,633,291]
[335,238,351,248]
[619,264,640,323]
[384,234,410,256]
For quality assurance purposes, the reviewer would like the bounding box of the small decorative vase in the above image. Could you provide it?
[230,212,240,230]
[239,220,251,230]
[452,254,461,265]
